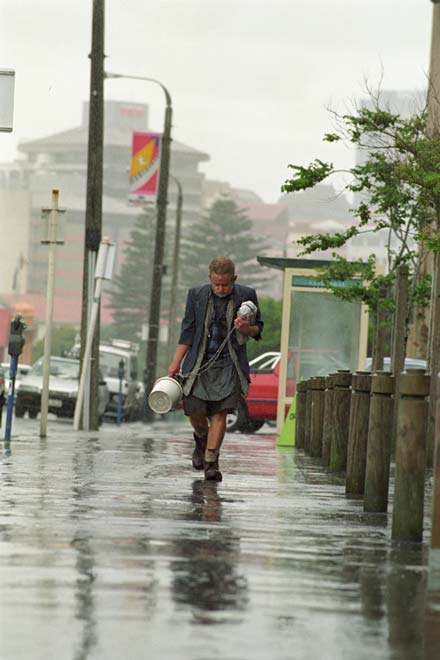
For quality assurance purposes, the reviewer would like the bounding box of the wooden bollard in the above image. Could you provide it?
[346,371,372,496]
[429,375,440,591]
[432,374,440,549]
[363,372,395,512]
[321,374,336,466]
[303,379,313,454]
[329,370,352,472]
[392,369,430,543]
[310,377,326,458]
[295,381,307,450]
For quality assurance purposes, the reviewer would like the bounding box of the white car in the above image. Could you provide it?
[69,339,144,421]
[15,356,109,421]
[364,356,427,372]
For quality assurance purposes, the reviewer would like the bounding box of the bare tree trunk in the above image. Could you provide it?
[390,264,409,452]
[427,252,440,467]
[372,286,388,372]
[407,4,440,359]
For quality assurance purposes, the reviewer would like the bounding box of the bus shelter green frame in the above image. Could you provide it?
[258,257,369,433]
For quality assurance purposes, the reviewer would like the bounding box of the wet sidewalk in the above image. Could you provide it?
[1,419,440,660]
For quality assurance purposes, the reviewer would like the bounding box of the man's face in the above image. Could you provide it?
[209,272,236,298]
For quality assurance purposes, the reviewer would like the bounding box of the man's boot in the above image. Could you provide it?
[204,448,222,481]
[192,433,207,470]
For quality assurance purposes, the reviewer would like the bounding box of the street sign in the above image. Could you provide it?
[0,69,15,132]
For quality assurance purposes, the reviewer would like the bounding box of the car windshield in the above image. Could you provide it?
[30,358,80,379]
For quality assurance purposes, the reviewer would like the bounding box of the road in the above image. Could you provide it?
[0,416,439,660]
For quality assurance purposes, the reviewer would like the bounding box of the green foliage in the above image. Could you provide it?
[179,197,271,291]
[323,133,341,143]
[298,226,358,254]
[412,273,432,309]
[246,296,283,361]
[281,97,440,313]
[32,325,78,363]
[281,159,334,194]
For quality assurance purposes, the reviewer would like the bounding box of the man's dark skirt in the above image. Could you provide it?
[183,387,242,417]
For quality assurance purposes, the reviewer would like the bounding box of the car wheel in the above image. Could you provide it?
[28,409,38,419]
[243,419,264,434]
[15,403,26,418]
[226,398,249,433]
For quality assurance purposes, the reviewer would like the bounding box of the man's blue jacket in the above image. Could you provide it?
[178,282,264,383]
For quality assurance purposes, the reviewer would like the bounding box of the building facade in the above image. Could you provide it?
[0,100,210,340]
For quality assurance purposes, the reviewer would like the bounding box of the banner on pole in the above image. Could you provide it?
[128,132,162,205]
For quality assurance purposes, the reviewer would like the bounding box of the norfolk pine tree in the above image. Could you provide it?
[108,207,170,343]
[179,197,270,292]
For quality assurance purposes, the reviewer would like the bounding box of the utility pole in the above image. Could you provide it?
[40,190,65,438]
[80,0,105,430]
[408,3,440,360]
[424,2,440,461]
[143,89,173,420]
[167,177,183,365]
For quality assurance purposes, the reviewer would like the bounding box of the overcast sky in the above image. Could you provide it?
[0,0,434,203]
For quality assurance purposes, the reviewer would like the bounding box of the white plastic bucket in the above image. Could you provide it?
[148,376,183,414]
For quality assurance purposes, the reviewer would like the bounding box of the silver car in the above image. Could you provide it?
[15,356,109,421]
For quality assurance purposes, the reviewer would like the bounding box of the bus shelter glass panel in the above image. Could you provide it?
[286,289,362,398]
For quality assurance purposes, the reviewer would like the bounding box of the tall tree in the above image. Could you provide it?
[179,196,270,292]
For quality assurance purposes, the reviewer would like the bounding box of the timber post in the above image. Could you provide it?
[321,374,336,467]
[295,381,307,450]
[329,370,352,473]
[363,371,395,513]
[310,376,326,458]
[303,379,313,455]
[391,369,430,543]
[346,371,372,497]
[429,373,440,589]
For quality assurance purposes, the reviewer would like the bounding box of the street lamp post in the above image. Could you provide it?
[104,72,173,421]
[167,177,183,365]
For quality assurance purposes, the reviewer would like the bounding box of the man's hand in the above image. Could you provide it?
[168,360,181,378]
[234,316,252,336]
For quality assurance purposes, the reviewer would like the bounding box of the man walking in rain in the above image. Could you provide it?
[168,257,264,482]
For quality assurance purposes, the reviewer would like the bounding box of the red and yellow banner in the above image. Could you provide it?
[128,132,162,205]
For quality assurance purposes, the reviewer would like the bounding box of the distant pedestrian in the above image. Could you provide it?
[168,257,264,481]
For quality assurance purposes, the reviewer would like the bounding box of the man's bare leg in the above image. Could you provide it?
[207,411,227,450]
[189,413,209,439]
[204,411,227,481]
[189,413,209,470]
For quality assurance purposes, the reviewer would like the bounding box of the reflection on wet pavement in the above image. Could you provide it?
[0,420,439,659]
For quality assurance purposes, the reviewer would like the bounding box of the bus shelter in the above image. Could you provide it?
[257,257,369,433]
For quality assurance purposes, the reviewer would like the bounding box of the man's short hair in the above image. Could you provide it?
[209,257,235,277]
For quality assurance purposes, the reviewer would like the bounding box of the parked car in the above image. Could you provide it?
[98,341,144,421]
[69,339,144,421]
[364,356,427,371]
[227,349,350,433]
[1,362,31,391]
[15,356,109,420]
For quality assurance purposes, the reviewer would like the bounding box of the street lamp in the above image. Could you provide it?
[167,176,183,365]
[104,71,173,421]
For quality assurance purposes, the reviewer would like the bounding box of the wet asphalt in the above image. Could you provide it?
[0,416,440,660]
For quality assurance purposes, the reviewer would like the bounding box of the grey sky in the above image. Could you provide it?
[0,0,433,202]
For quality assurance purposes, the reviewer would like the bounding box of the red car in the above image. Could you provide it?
[227,352,284,433]
[227,350,347,433]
